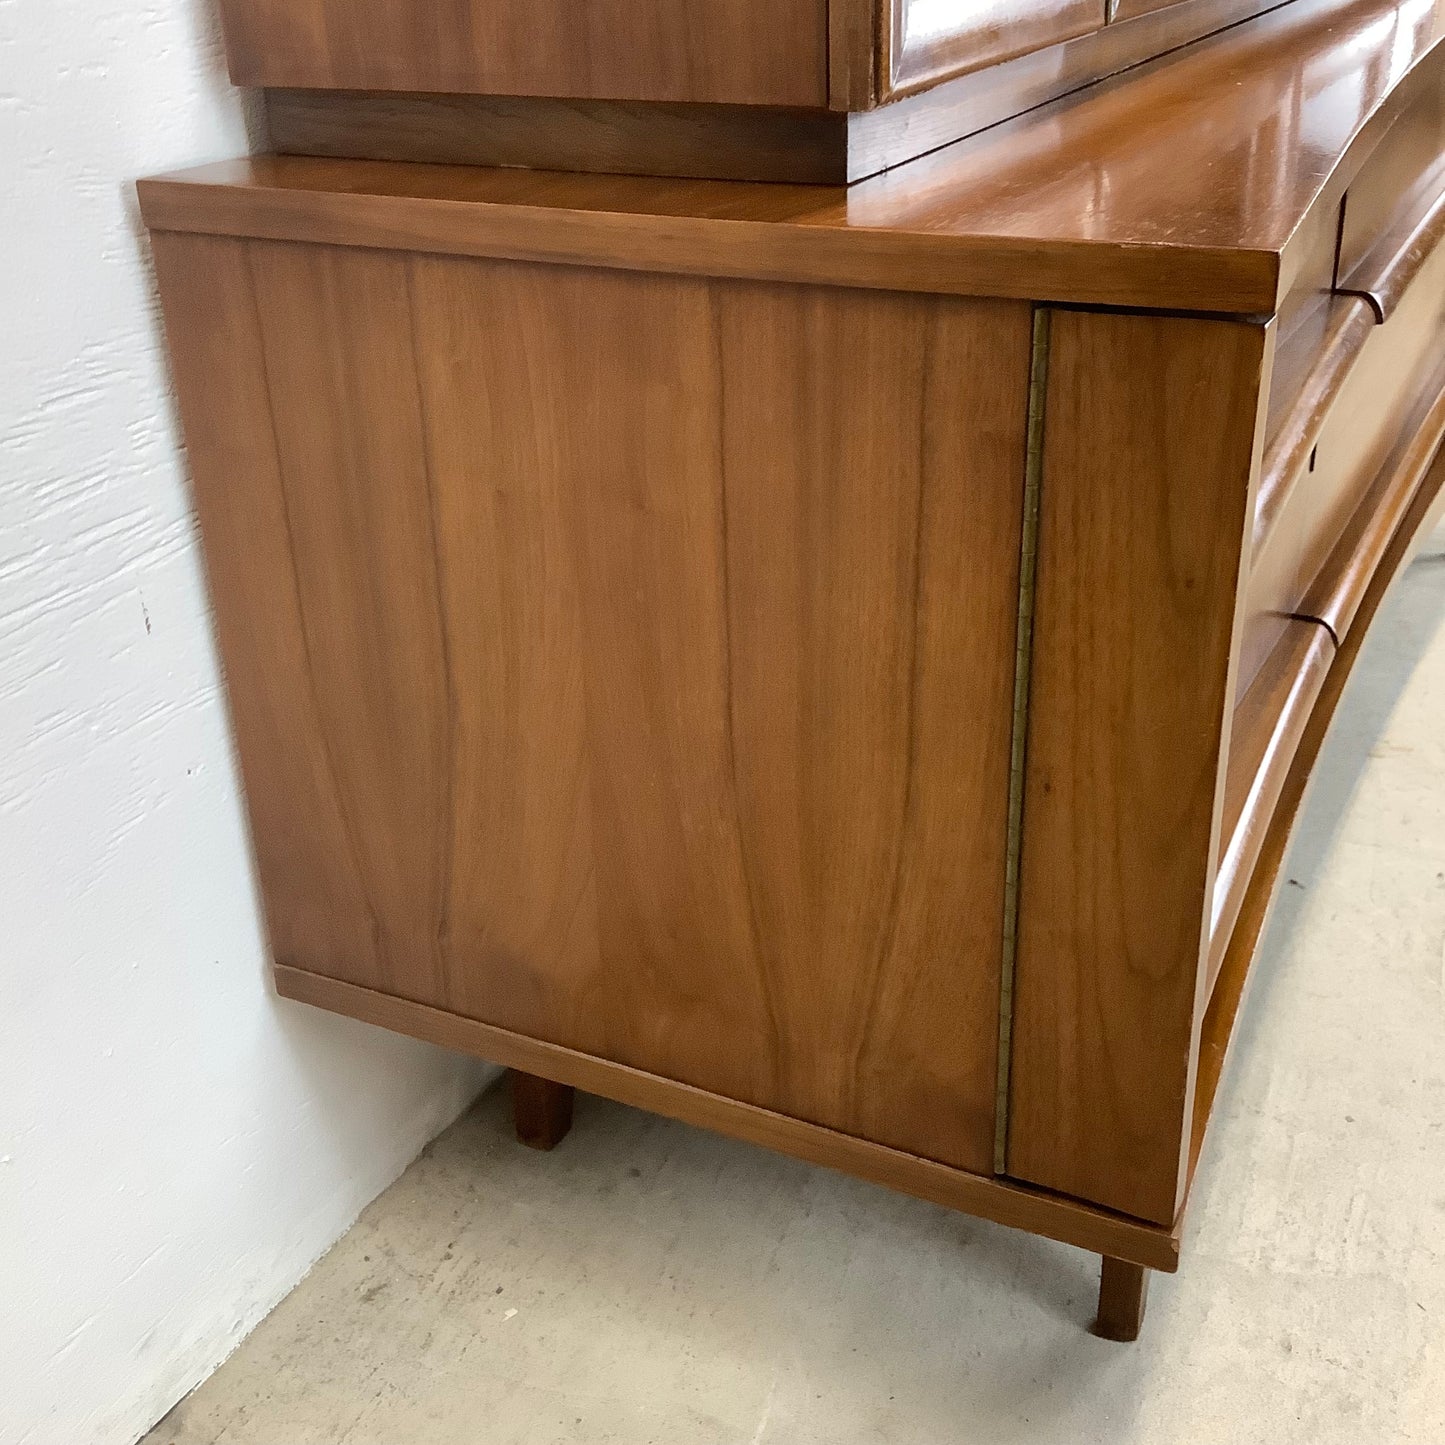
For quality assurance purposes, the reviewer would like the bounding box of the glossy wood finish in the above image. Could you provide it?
[218,0,828,107]
[1241,297,1373,692]
[1257,296,1375,545]
[142,0,1445,1330]
[273,963,1182,1271]
[1006,311,1269,1227]
[1111,0,1188,17]
[511,1071,575,1150]
[1307,354,1445,638]
[1244,144,1445,695]
[266,92,851,185]
[884,0,1105,101]
[141,0,1445,313]
[1095,1257,1150,1342]
[152,230,1031,1178]
[850,0,1292,179]
[1191,450,1445,1189]
[1337,71,1445,315]
[137,155,1275,314]
[1343,175,1445,318]
[828,0,879,109]
[1208,621,1334,993]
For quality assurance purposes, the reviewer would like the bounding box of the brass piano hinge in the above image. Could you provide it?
[993,306,1051,1177]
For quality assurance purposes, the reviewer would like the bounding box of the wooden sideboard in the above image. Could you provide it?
[142,0,1445,1338]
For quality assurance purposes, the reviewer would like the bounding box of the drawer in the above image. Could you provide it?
[1241,121,1445,693]
[1208,617,1333,991]
[1336,74,1445,311]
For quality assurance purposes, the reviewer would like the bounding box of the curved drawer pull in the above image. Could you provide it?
[1337,170,1445,323]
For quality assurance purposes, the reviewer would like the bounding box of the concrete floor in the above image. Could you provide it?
[148,536,1445,1445]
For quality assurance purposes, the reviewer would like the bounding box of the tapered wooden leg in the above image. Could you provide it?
[1093,1256,1150,1341]
[510,1069,574,1150]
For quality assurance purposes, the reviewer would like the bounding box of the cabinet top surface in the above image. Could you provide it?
[142,0,1445,313]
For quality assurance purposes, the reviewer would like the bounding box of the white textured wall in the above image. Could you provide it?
[0,4,493,1443]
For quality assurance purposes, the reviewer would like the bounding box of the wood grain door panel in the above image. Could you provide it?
[153,232,1033,1175]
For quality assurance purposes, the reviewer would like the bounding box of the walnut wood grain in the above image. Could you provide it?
[137,155,1276,313]
[266,91,851,185]
[218,0,829,107]
[1006,310,1270,1227]
[273,962,1182,1272]
[1207,620,1333,994]
[1239,296,1372,694]
[828,0,879,110]
[260,0,1295,184]
[1256,296,1375,550]
[1094,1257,1150,1341]
[1190,449,1445,1190]
[1305,351,1445,640]
[151,229,1030,1177]
[1341,169,1445,321]
[1336,74,1445,317]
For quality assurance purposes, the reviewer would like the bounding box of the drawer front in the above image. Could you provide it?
[884,0,1106,99]
[217,0,830,106]
[1209,618,1333,990]
[1337,73,1445,304]
[1243,120,1445,691]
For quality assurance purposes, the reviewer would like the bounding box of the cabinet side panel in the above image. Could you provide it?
[218,0,829,107]
[150,232,386,990]
[1006,309,1267,1224]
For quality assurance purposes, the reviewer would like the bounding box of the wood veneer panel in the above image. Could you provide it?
[274,963,1182,1272]
[704,285,1030,1164]
[1007,310,1270,1226]
[243,242,464,1005]
[154,229,1031,1174]
[829,0,879,109]
[1207,619,1333,993]
[218,0,829,108]
[266,92,851,185]
[149,233,385,991]
[259,0,1293,183]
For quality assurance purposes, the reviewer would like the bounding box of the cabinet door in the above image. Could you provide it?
[153,230,1036,1176]
[218,0,829,107]
[883,0,1107,100]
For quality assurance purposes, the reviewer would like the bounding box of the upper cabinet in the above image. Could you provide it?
[217,0,832,107]
[217,0,1116,111]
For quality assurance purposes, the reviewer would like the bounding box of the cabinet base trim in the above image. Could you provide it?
[273,962,1180,1271]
